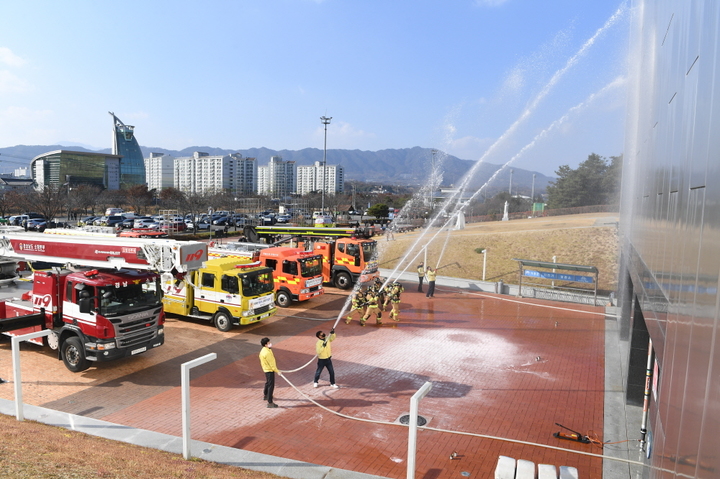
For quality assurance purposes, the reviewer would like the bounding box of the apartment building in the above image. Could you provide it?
[296,160,344,196]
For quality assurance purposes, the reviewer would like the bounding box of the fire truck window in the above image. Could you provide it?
[265,259,278,270]
[66,281,73,301]
[76,287,94,304]
[201,272,215,288]
[347,243,359,257]
[221,275,239,294]
[338,243,345,254]
[282,260,298,276]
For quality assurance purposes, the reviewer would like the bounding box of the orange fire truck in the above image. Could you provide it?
[0,233,207,372]
[209,245,324,308]
[241,226,379,289]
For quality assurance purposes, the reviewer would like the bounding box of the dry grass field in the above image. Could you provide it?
[0,413,280,479]
[0,212,619,477]
[378,212,619,293]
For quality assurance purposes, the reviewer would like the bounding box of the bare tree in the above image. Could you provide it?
[72,184,103,216]
[21,185,68,222]
[126,185,155,215]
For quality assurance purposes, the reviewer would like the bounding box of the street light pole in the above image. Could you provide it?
[320,116,332,214]
[430,149,437,212]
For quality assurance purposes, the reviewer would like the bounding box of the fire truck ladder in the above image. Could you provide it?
[0,233,207,273]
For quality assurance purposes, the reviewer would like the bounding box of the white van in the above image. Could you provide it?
[105,207,123,216]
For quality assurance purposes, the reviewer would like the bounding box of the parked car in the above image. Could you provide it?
[121,218,135,229]
[160,220,187,232]
[26,218,47,231]
[195,220,212,230]
[134,218,159,229]
[275,214,292,224]
[78,216,98,226]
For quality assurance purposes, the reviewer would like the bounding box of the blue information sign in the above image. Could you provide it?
[523,269,594,284]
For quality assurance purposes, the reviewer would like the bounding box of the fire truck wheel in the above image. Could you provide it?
[276,290,291,308]
[214,311,233,332]
[61,337,90,372]
[334,272,352,290]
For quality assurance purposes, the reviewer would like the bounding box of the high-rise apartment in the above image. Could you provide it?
[144,153,175,191]
[257,155,296,198]
[296,161,344,196]
[174,152,256,195]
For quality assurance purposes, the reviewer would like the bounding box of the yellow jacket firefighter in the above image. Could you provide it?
[259,346,279,373]
[316,332,336,359]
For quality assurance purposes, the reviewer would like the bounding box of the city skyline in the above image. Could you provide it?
[0,1,629,176]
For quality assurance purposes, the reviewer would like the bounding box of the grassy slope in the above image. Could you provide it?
[378,213,619,292]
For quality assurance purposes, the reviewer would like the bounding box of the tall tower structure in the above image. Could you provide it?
[109,111,146,187]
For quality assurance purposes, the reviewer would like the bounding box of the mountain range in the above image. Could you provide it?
[0,145,555,196]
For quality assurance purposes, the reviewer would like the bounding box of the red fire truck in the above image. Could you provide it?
[0,233,207,372]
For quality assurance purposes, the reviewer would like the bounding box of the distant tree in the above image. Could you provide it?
[22,185,67,221]
[367,203,389,218]
[546,153,621,209]
[127,185,156,215]
[73,184,103,215]
[159,187,187,213]
[603,155,623,205]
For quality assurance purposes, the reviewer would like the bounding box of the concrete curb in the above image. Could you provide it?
[0,399,388,479]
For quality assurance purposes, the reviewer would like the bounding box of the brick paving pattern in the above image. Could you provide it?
[1,286,606,478]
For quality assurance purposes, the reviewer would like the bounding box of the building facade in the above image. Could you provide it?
[30,150,122,190]
[257,155,295,198]
[174,151,256,195]
[110,112,146,187]
[619,1,720,477]
[144,153,175,191]
[296,161,344,196]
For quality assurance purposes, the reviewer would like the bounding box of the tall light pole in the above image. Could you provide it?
[509,169,514,196]
[430,149,437,212]
[531,173,536,216]
[320,116,332,213]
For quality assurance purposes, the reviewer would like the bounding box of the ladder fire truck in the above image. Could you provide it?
[0,233,207,372]
[242,225,379,289]
[209,244,324,307]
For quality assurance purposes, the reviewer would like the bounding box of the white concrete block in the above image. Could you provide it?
[516,459,536,479]
[494,455,516,479]
[559,466,579,479]
[538,464,558,479]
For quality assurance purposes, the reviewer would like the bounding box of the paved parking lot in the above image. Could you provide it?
[1,285,608,478]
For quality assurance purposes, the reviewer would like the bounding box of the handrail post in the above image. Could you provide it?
[407,381,433,479]
[181,353,217,460]
[12,329,52,421]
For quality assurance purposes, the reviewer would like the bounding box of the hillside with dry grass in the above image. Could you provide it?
[377,213,619,293]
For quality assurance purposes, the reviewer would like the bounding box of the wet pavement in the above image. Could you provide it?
[1,282,614,478]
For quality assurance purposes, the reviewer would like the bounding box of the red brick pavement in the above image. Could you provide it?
[102,287,607,478]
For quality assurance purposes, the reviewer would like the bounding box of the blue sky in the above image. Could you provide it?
[0,0,629,176]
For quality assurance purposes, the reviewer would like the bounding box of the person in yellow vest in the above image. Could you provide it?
[425,267,437,298]
[360,289,383,326]
[417,262,425,292]
[259,337,282,408]
[313,329,339,388]
[345,289,366,324]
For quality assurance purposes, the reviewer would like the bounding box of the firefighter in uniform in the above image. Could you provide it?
[345,289,367,324]
[360,288,383,326]
[387,281,404,321]
[371,277,386,312]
